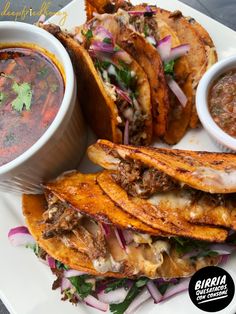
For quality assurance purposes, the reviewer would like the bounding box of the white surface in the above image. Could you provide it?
[1,0,236,313]
[0,22,87,194]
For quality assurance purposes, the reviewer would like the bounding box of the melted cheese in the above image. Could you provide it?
[193,167,236,191]
[147,190,192,208]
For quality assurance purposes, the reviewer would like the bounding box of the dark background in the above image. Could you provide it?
[0,0,235,313]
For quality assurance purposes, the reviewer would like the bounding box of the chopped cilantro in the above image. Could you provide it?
[105,279,128,293]
[50,83,58,93]
[171,237,208,255]
[0,92,6,105]
[164,60,175,76]
[191,250,219,260]
[114,46,120,52]
[143,24,150,37]
[38,67,49,79]
[82,29,93,41]
[12,82,32,112]
[135,277,149,288]
[103,37,112,44]
[116,61,135,89]
[109,278,150,314]
[158,283,172,295]
[69,275,93,299]
[56,261,68,270]
[94,59,111,71]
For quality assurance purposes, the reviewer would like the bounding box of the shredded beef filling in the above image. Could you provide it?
[116,94,147,145]
[113,159,180,198]
[42,195,108,261]
[129,14,159,41]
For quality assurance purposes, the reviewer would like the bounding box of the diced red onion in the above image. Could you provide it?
[155,278,179,285]
[160,278,190,302]
[115,87,132,104]
[183,249,200,259]
[166,44,190,62]
[219,255,229,265]
[114,228,126,249]
[64,269,87,278]
[84,295,109,312]
[128,11,147,15]
[124,287,151,314]
[61,277,72,292]
[122,230,133,245]
[46,255,56,269]
[98,287,129,304]
[157,35,172,61]
[94,26,113,41]
[147,280,163,303]
[90,41,114,54]
[146,6,152,12]
[123,120,129,145]
[209,244,235,255]
[38,14,46,23]
[115,50,132,64]
[166,76,188,107]
[74,33,84,43]
[8,226,35,247]
[128,8,157,15]
[101,223,111,237]
[8,226,30,236]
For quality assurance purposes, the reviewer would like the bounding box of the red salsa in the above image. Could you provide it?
[0,46,64,166]
[208,69,236,137]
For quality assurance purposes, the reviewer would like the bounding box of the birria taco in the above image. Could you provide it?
[22,140,236,280]
[41,24,152,146]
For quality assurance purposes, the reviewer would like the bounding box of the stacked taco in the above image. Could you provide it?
[23,140,236,280]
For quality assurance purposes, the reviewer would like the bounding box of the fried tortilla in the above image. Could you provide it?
[45,172,165,235]
[88,140,236,194]
[82,11,170,137]
[121,4,193,144]
[22,188,220,279]
[155,8,217,128]
[41,24,152,146]
[98,171,227,241]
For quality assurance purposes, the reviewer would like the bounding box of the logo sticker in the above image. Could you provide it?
[189,266,235,312]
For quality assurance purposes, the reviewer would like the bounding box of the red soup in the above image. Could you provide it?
[0,46,64,166]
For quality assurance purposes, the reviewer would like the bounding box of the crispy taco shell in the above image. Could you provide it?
[128,5,193,144]
[41,24,152,145]
[97,171,227,242]
[88,140,236,194]
[155,8,217,128]
[45,172,166,236]
[85,13,169,137]
[22,191,220,278]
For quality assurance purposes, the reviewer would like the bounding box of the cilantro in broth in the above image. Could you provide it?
[11,82,32,112]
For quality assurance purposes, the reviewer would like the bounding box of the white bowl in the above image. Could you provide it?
[0,21,87,194]
[196,55,236,152]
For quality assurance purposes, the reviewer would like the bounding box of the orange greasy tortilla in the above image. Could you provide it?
[22,191,220,278]
[88,139,236,194]
[41,23,152,145]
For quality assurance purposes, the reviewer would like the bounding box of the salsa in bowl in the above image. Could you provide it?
[196,55,236,152]
[0,22,87,193]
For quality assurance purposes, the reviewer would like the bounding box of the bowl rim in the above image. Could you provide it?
[0,21,75,175]
[196,55,236,151]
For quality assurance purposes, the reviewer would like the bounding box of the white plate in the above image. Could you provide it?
[1,0,236,313]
